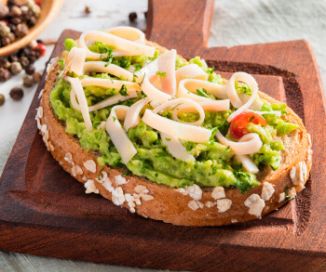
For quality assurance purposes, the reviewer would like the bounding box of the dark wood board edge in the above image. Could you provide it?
[0,221,326,272]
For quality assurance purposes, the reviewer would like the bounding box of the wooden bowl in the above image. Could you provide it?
[0,0,64,56]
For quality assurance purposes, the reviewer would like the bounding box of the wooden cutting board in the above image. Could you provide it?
[0,0,325,271]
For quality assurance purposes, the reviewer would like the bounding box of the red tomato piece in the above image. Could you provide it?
[36,43,46,56]
[230,112,267,139]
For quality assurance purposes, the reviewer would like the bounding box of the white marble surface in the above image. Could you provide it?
[0,0,325,271]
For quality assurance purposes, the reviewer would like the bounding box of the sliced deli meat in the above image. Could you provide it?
[153,98,206,126]
[124,98,150,131]
[67,47,86,76]
[142,109,211,143]
[106,26,145,43]
[66,77,92,130]
[161,133,195,162]
[106,105,137,164]
[83,61,133,81]
[226,72,259,122]
[216,131,262,155]
[176,64,208,83]
[78,30,155,60]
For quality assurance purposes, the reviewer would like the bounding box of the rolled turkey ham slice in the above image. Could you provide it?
[106,105,137,164]
[235,155,259,174]
[198,100,230,112]
[161,133,195,162]
[177,79,230,111]
[124,98,150,131]
[67,47,86,76]
[83,61,133,81]
[215,131,262,155]
[157,49,177,96]
[225,72,259,122]
[178,78,228,100]
[106,26,145,43]
[70,77,139,112]
[89,92,137,112]
[153,98,205,126]
[78,30,155,60]
[142,109,211,143]
[137,50,177,101]
[70,86,137,112]
[141,75,172,106]
[176,64,208,83]
[81,77,140,92]
[66,77,92,131]
[233,129,261,174]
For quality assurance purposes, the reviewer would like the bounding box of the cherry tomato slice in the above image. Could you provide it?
[230,112,267,139]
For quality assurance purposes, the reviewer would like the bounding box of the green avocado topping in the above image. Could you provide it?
[50,43,299,192]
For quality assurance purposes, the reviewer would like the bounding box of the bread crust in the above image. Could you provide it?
[37,56,312,226]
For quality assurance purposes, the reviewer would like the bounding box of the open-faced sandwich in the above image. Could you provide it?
[36,26,312,226]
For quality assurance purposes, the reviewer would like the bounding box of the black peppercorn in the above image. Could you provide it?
[10,5,22,17]
[0,68,10,81]
[0,93,5,106]
[27,16,37,26]
[0,21,11,37]
[3,60,11,69]
[0,4,9,19]
[15,23,28,38]
[10,87,24,101]
[32,71,41,82]
[23,74,35,87]
[84,5,91,15]
[128,12,137,23]
[20,5,28,15]
[8,55,18,62]
[25,65,35,75]
[10,61,22,75]
[0,58,7,67]
[10,16,22,25]
[1,37,11,46]
[19,56,29,67]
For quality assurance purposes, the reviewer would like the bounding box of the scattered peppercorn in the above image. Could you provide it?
[84,5,91,15]
[10,87,24,101]
[32,71,41,82]
[25,65,35,75]
[0,41,43,82]
[128,12,137,23]
[23,74,35,87]
[0,0,41,48]
[10,5,22,17]
[0,68,10,81]
[20,56,30,67]
[0,4,9,19]
[0,94,5,106]
[15,23,29,38]
[10,61,22,75]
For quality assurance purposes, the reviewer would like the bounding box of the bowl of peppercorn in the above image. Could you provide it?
[0,0,63,56]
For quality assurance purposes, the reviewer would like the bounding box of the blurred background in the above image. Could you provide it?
[0,0,325,271]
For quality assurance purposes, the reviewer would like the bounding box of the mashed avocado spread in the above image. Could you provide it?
[49,38,298,192]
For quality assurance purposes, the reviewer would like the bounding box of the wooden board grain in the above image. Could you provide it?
[0,0,325,271]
